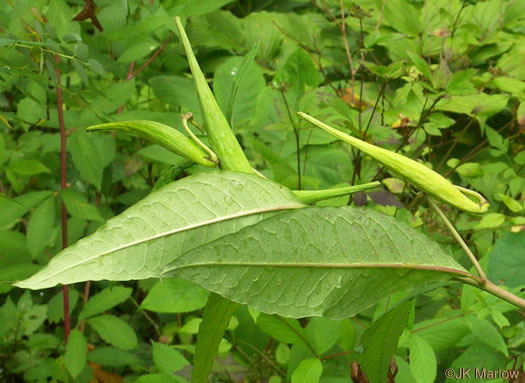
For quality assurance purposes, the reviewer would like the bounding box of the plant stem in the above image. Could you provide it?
[459,277,525,311]
[130,296,161,337]
[55,54,70,343]
[280,90,301,190]
[276,316,318,358]
[339,0,355,93]
[116,33,171,114]
[130,33,172,78]
[428,198,487,280]
[79,280,90,333]
[235,339,286,377]
[435,118,476,172]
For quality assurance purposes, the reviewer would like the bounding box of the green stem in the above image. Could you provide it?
[181,113,219,165]
[480,280,525,311]
[428,198,487,280]
[458,277,525,312]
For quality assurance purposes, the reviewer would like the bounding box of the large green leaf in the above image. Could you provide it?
[26,196,55,258]
[79,286,132,320]
[213,52,264,128]
[87,315,137,350]
[488,231,525,287]
[69,128,115,190]
[15,172,303,289]
[163,207,468,319]
[409,335,436,383]
[140,279,208,313]
[274,47,319,110]
[360,301,412,383]
[192,293,238,383]
[64,329,87,378]
[0,191,53,229]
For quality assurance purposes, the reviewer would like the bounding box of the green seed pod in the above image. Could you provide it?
[87,120,216,168]
[293,182,380,204]
[298,112,489,214]
[175,17,252,173]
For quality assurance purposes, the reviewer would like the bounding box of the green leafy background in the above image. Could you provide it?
[1,0,524,382]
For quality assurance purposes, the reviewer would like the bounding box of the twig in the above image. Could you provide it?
[272,22,337,93]
[363,81,387,137]
[412,312,467,333]
[317,0,337,22]
[125,61,135,81]
[428,198,487,280]
[79,281,90,333]
[130,33,172,78]
[130,296,161,337]
[376,0,386,30]
[235,339,286,377]
[116,33,172,114]
[450,0,467,39]
[444,119,513,177]
[339,0,356,93]
[435,118,476,172]
[276,316,318,358]
[116,62,135,115]
[321,350,354,361]
[55,54,70,343]
[372,95,443,181]
[280,90,302,190]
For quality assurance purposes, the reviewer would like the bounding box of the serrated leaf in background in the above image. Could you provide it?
[65,329,87,378]
[87,314,138,350]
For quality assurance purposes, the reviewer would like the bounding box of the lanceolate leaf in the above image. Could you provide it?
[162,207,469,319]
[192,293,238,383]
[65,329,88,378]
[360,301,412,383]
[15,172,304,289]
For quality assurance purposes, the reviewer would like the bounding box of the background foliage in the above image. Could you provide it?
[1,0,525,382]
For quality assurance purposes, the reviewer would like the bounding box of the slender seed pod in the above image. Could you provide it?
[87,120,216,167]
[298,112,489,214]
[293,182,380,204]
[175,17,253,173]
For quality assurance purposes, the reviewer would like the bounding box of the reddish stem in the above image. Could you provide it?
[116,62,135,115]
[80,192,100,332]
[55,54,70,343]
[116,34,171,114]
[79,280,91,333]
[130,34,171,78]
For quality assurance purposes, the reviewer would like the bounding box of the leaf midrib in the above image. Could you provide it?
[165,261,470,277]
[17,204,303,287]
